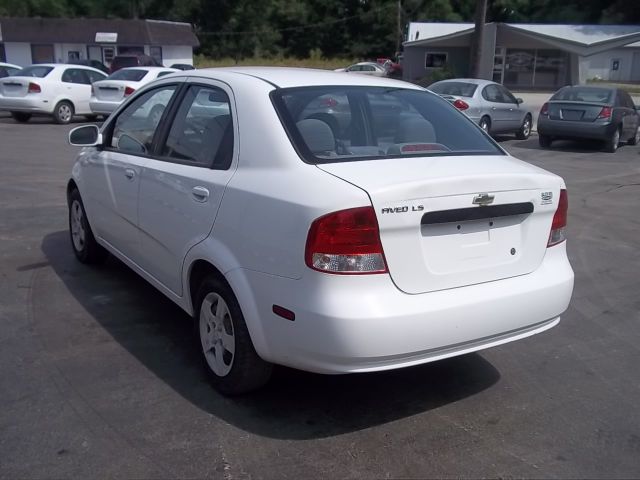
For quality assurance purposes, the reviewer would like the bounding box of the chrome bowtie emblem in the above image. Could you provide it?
[472,193,495,206]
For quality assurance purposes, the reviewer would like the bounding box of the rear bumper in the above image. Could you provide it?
[537,117,615,140]
[0,96,52,113]
[232,242,574,374]
[89,99,121,115]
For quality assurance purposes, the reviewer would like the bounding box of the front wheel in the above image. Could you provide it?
[628,125,640,146]
[196,275,272,395]
[68,189,108,264]
[515,115,532,140]
[53,101,74,124]
[604,127,620,153]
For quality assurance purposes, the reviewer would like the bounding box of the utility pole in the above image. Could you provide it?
[396,0,402,57]
[471,0,487,78]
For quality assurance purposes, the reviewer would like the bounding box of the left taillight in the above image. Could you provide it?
[453,99,469,110]
[124,86,135,96]
[548,189,568,247]
[28,82,41,93]
[305,207,388,274]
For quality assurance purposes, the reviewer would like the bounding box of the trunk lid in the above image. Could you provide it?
[0,77,32,98]
[318,155,563,294]
[93,80,135,102]
[548,101,607,122]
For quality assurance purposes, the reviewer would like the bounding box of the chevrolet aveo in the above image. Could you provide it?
[67,68,574,395]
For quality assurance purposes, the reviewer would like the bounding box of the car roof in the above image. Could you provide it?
[0,62,21,68]
[26,63,107,74]
[181,67,421,90]
[434,78,496,87]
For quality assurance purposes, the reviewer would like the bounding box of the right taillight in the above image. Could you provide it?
[305,206,388,274]
[540,102,549,116]
[548,189,568,247]
[28,82,41,94]
[597,106,612,120]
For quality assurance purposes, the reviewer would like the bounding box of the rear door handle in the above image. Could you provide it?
[192,186,209,202]
[124,168,135,180]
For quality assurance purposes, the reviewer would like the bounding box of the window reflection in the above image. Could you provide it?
[500,48,568,89]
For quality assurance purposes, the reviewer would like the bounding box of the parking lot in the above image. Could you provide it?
[1,117,639,478]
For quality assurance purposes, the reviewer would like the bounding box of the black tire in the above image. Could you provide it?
[604,127,621,153]
[53,101,74,124]
[84,114,99,122]
[68,189,108,264]
[539,134,552,148]
[627,126,640,146]
[479,116,491,134]
[11,112,32,123]
[195,274,272,395]
[515,114,532,140]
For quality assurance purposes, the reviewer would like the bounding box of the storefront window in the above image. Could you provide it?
[500,48,568,89]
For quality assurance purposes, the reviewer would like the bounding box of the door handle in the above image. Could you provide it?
[491,107,497,110]
[192,186,210,202]
[124,168,135,180]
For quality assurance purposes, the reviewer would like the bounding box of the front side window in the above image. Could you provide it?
[273,86,503,164]
[110,85,177,155]
[482,84,505,103]
[62,68,90,84]
[160,85,233,168]
[86,70,107,83]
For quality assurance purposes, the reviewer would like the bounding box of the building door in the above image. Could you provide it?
[88,46,102,62]
[493,47,505,84]
[31,44,54,63]
[610,58,621,82]
[102,47,115,67]
[630,53,640,82]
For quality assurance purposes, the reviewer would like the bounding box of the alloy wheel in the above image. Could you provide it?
[70,199,86,252]
[199,292,235,377]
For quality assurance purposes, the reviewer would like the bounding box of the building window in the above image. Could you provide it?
[150,46,162,65]
[68,51,80,61]
[31,44,55,63]
[0,44,6,62]
[502,48,568,89]
[118,46,144,55]
[425,53,448,69]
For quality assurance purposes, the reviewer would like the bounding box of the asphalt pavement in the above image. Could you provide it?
[1,117,639,478]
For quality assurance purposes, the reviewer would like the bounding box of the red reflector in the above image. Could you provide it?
[540,102,549,116]
[305,207,387,274]
[401,143,443,152]
[597,106,612,119]
[453,99,469,110]
[319,97,338,107]
[124,86,135,96]
[272,305,295,321]
[548,189,568,247]
[28,82,41,93]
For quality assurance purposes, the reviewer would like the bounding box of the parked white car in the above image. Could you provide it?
[67,67,574,395]
[90,66,179,115]
[335,62,388,76]
[0,62,21,78]
[0,64,106,123]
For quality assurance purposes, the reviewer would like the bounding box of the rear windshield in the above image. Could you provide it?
[551,87,613,103]
[15,66,53,78]
[112,57,139,69]
[272,86,503,164]
[108,69,148,82]
[429,81,478,98]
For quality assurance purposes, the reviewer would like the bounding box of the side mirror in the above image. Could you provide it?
[516,98,524,104]
[69,125,102,147]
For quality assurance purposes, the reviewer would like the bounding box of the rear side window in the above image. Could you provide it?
[86,70,107,83]
[108,69,148,82]
[272,86,503,164]
[15,66,53,78]
[552,87,613,103]
[429,81,478,97]
[160,85,233,169]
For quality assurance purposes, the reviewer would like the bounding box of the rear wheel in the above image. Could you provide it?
[628,125,640,146]
[11,112,31,123]
[84,114,99,122]
[479,116,491,134]
[68,189,108,264]
[515,114,532,140]
[604,127,621,153]
[195,275,272,395]
[53,101,74,124]
[538,134,552,148]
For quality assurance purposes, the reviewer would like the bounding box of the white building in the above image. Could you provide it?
[403,22,640,88]
[0,17,199,68]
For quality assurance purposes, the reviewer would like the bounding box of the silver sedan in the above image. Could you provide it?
[429,78,533,139]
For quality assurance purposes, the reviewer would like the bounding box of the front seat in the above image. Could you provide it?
[394,117,437,143]
[296,118,336,156]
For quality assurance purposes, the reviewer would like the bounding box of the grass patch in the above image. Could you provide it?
[194,55,359,71]
[586,79,640,95]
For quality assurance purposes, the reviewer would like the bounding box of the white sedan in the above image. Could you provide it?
[90,66,179,115]
[0,64,106,123]
[66,67,574,395]
[335,62,388,76]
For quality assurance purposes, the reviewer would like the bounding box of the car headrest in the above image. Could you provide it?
[297,119,335,154]
[394,118,436,143]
